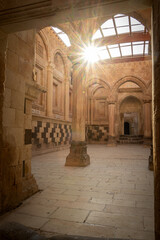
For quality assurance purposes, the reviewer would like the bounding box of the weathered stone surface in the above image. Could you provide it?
[65,141,90,167]
[0,145,154,239]
[0,30,38,214]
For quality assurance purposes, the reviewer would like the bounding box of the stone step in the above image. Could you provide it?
[118,140,144,144]
[118,135,143,144]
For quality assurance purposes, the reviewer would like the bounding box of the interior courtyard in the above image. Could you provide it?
[0,0,159,239]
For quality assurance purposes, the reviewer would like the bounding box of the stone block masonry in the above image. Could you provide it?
[32,122,110,155]
[86,125,109,143]
[32,117,72,155]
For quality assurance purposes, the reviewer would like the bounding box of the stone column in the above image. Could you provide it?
[143,99,152,145]
[0,31,8,213]
[152,1,160,239]
[87,98,91,125]
[107,101,117,146]
[0,30,39,213]
[46,63,54,117]
[64,79,70,121]
[65,62,90,167]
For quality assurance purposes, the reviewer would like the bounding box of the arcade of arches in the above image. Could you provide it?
[0,0,160,239]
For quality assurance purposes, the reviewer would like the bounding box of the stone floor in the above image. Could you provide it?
[0,144,154,240]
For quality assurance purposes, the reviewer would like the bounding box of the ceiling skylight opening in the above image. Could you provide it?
[102,28,116,37]
[120,42,131,47]
[145,41,149,54]
[130,17,141,25]
[99,50,110,60]
[132,41,144,45]
[131,25,145,32]
[91,14,150,61]
[52,27,71,47]
[114,14,125,17]
[52,27,61,33]
[117,26,130,34]
[115,16,129,27]
[97,47,110,60]
[108,44,121,58]
[92,14,147,41]
[109,48,121,58]
[121,46,132,56]
[101,19,114,28]
[92,29,102,40]
[133,44,144,55]
[108,44,119,49]
[58,34,71,47]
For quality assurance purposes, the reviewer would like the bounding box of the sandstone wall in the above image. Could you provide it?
[0,30,38,213]
[86,59,152,143]
[31,27,72,155]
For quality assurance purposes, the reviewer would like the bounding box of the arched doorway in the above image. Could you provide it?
[119,96,142,136]
[124,121,130,135]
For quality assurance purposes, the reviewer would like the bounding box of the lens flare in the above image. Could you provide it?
[83,45,99,63]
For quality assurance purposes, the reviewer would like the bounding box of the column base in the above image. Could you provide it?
[22,175,39,200]
[65,141,90,167]
[148,145,153,171]
[107,136,117,146]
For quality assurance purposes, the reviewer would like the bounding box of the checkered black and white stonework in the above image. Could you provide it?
[32,121,72,148]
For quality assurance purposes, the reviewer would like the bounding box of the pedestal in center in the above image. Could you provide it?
[65,141,90,167]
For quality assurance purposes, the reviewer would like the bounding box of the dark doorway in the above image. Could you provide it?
[124,122,130,135]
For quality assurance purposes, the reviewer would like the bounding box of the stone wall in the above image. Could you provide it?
[32,116,71,155]
[86,125,109,143]
[31,27,72,156]
[0,30,38,213]
[86,60,152,143]
[0,32,8,213]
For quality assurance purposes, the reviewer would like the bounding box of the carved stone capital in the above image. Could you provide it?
[47,63,55,72]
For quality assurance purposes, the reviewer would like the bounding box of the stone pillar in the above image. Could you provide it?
[0,30,40,213]
[143,99,152,145]
[107,101,117,146]
[65,62,90,167]
[152,1,160,239]
[148,144,153,171]
[46,63,54,117]
[0,31,8,213]
[64,80,70,121]
[87,98,91,125]
[91,98,94,125]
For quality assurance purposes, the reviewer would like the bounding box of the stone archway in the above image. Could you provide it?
[119,96,142,136]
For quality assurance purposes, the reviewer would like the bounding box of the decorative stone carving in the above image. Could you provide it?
[25,81,46,101]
